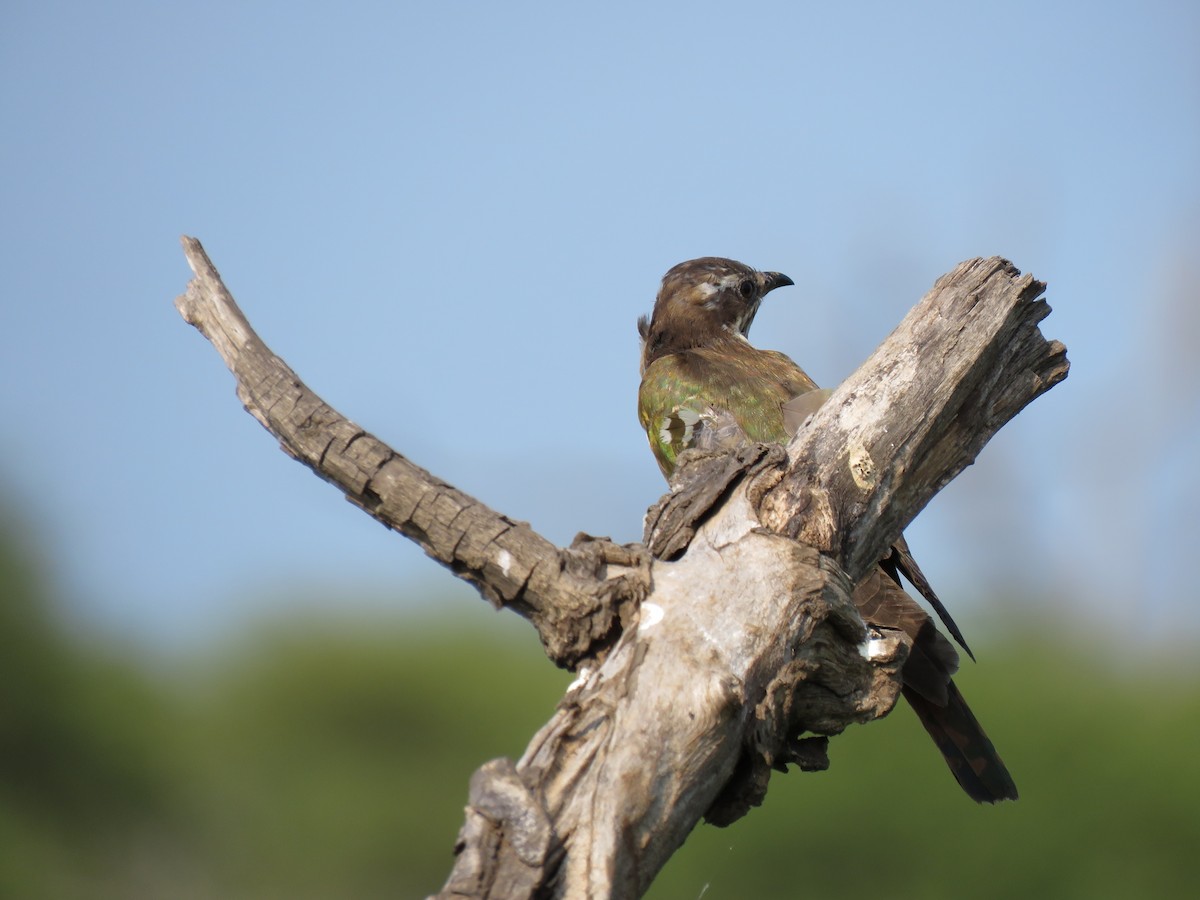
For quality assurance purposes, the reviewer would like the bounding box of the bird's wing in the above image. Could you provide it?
[781,387,833,434]
[853,567,959,703]
[638,349,794,477]
[638,381,747,477]
[881,536,975,660]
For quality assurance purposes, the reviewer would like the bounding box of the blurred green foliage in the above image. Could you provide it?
[1,511,1197,899]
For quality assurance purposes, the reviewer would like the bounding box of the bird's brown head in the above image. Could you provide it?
[637,257,794,370]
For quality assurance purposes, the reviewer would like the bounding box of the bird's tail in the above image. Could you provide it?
[901,681,1018,803]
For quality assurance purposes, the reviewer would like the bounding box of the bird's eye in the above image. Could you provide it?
[738,278,756,298]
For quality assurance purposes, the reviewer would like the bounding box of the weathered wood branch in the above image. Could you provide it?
[174,239,1066,900]
[439,441,912,899]
[175,236,647,669]
[757,257,1069,579]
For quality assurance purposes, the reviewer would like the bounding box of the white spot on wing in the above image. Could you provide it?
[661,408,701,449]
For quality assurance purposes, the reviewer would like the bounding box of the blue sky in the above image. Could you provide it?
[1,1,1197,652]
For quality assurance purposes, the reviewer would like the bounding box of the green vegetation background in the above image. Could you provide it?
[2,510,1197,900]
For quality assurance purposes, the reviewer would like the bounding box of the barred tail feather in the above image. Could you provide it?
[902,682,1018,803]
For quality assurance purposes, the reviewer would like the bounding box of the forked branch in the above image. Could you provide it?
[175,238,1066,899]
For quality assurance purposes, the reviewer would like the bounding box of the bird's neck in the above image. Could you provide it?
[641,321,751,372]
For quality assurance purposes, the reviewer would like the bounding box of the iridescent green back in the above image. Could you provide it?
[637,342,819,478]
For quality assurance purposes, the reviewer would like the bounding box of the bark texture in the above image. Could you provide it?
[175,237,646,669]
[174,239,1067,900]
[757,257,1068,579]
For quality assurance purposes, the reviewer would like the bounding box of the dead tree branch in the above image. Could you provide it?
[174,238,1067,899]
[757,257,1069,578]
[174,236,646,669]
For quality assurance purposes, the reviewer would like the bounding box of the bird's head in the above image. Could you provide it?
[638,257,794,369]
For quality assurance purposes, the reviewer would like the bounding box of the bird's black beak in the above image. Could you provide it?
[761,271,794,294]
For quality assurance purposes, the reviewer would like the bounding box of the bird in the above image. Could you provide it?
[636,256,1017,803]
